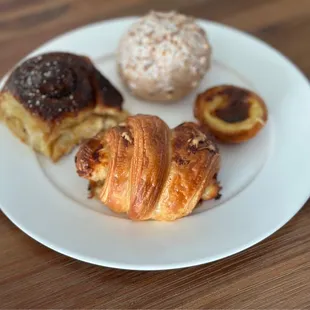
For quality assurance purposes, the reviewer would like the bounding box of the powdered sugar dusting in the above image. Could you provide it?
[118,11,211,101]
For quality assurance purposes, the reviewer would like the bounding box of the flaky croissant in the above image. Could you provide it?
[75,114,221,221]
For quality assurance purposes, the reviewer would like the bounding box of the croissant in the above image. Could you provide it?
[75,114,221,221]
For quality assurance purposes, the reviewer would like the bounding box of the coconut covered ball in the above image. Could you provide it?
[117,11,212,102]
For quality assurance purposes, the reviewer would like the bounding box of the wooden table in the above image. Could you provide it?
[1,0,310,308]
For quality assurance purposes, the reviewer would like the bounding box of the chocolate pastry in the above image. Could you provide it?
[0,52,128,161]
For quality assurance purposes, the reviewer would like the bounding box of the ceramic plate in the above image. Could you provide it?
[1,17,310,270]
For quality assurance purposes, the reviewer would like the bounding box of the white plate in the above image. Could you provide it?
[1,17,310,271]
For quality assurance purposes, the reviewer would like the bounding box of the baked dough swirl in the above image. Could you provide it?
[0,52,127,161]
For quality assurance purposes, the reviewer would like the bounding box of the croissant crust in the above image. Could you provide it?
[76,114,221,221]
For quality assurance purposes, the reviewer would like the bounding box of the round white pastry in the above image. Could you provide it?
[117,11,212,102]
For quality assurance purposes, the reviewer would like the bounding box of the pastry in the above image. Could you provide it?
[194,85,268,143]
[75,114,221,221]
[117,11,211,102]
[0,52,128,161]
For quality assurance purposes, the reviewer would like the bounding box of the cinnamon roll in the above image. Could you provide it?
[0,52,128,161]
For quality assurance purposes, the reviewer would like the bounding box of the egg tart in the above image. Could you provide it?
[194,85,268,143]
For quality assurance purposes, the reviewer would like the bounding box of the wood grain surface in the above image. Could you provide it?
[1,0,310,309]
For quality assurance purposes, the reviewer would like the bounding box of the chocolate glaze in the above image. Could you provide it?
[94,69,123,108]
[4,52,123,122]
[213,86,250,123]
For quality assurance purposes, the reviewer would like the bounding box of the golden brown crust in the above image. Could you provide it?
[100,126,134,214]
[0,52,128,161]
[127,115,171,220]
[153,122,220,220]
[75,131,106,179]
[194,85,268,143]
[75,114,221,221]
[201,177,222,200]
